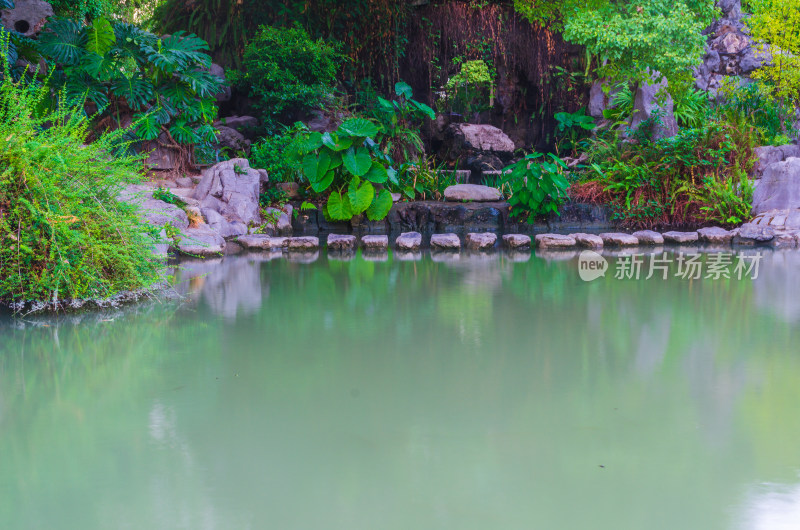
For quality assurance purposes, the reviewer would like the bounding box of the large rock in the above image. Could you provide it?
[194,158,261,236]
[632,230,664,245]
[752,145,800,179]
[446,123,515,156]
[535,233,576,249]
[396,232,422,250]
[629,74,678,140]
[177,225,226,256]
[327,234,357,250]
[738,209,800,247]
[588,79,620,119]
[215,126,251,155]
[144,132,179,170]
[697,226,734,244]
[1,0,52,37]
[752,157,800,215]
[430,233,461,250]
[119,185,189,230]
[662,231,699,244]
[361,235,389,250]
[465,232,497,250]
[202,207,247,238]
[571,233,604,248]
[599,232,639,246]
[444,184,502,202]
[214,115,259,140]
[209,63,231,102]
[502,234,531,249]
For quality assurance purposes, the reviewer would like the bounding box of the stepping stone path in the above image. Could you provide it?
[361,235,389,250]
[599,233,639,246]
[632,230,664,245]
[327,234,357,250]
[502,234,531,249]
[697,227,734,244]
[466,232,497,250]
[444,184,503,202]
[430,233,461,250]
[396,232,422,250]
[535,234,577,249]
[287,236,319,250]
[663,231,699,244]
[571,233,604,248]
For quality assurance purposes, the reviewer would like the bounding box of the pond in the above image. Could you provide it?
[2,248,800,530]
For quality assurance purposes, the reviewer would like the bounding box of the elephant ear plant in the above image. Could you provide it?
[293,118,395,222]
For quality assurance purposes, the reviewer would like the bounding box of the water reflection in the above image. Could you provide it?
[2,249,800,529]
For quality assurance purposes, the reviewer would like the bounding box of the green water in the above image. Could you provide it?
[2,249,800,530]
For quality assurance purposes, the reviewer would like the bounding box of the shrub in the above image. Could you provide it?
[249,124,306,183]
[291,118,394,222]
[443,59,493,119]
[502,153,570,222]
[34,18,221,156]
[373,81,435,165]
[231,25,340,124]
[0,63,165,305]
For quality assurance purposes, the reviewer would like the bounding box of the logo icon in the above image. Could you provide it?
[578,250,609,282]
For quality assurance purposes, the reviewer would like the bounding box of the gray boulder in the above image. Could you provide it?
[599,232,639,246]
[446,123,515,155]
[214,116,259,140]
[327,234,357,250]
[502,234,531,249]
[396,232,422,250]
[202,207,247,238]
[177,225,226,256]
[430,233,461,250]
[535,234,577,249]
[629,74,679,140]
[466,232,497,250]
[752,145,800,179]
[287,236,319,250]
[571,233,604,248]
[361,235,389,250]
[119,185,189,230]
[662,231,699,244]
[209,64,231,102]
[215,126,251,154]
[1,0,52,37]
[752,157,800,215]
[632,230,664,245]
[194,158,261,233]
[444,184,502,202]
[588,79,620,119]
[697,226,734,244]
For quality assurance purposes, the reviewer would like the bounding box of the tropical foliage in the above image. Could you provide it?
[0,57,164,305]
[502,153,570,222]
[292,118,394,222]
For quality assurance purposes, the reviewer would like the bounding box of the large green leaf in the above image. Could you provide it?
[311,170,334,193]
[363,162,388,184]
[326,191,353,221]
[86,17,116,57]
[343,147,372,177]
[302,152,331,183]
[38,19,87,66]
[411,100,436,120]
[295,132,323,153]
[321,132,353,152]
[339,118,378,138]
[366,189,394,221]
[110,74,153,110]
[395,81,413,100]
[347,178,375,215]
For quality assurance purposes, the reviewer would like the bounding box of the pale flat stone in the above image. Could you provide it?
[430,233,461,250]
[237,234,272,250]
[697,227,734,244]
[502,234,531,249]
[327,234,357,250]
[599,232,639,246]
[571,233,604,248]
[662,231,699,244]
[287,236,319,250]
[632,230,664,245]
[396,232,422,250]
[177,225,226,256]
[535,233,577,249]
[444,184,502,202]
[465,232,497,250]
[361,235,389,249]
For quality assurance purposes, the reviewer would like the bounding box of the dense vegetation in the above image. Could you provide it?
[0,61,164,305]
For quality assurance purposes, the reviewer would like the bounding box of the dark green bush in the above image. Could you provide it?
[249,124,306,183]
[231,25,340,124]
[0,63,165,305]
